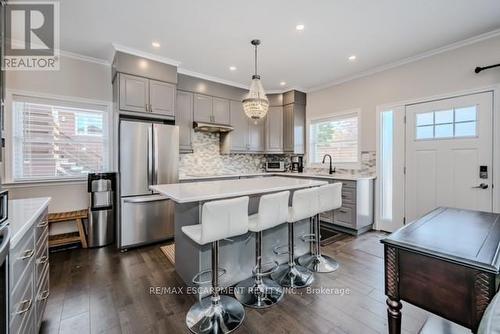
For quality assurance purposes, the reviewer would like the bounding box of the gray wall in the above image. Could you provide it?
[307,35,500,152]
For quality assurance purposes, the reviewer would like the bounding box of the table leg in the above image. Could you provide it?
[387,297,402,334]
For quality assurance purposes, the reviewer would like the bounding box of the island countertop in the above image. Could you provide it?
[151,176,328,203]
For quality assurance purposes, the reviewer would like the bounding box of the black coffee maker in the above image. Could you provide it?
[291,155,304,173]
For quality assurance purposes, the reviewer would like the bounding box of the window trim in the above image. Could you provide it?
[306,109,361,169]
[4,89,113,184]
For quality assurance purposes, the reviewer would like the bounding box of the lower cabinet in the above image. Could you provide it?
[10,208,49,334]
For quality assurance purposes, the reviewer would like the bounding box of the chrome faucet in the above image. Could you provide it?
[322,154,335,174]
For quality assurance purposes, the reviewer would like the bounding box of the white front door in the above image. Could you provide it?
[405,92,493,223]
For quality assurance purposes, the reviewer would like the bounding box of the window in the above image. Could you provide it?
[12,95,109,181]
[309,112,359,164]
[415,105,477,140]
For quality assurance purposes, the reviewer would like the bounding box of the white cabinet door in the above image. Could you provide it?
[150,80,175,116]
[405,92,493,222]
[119,74,149,113]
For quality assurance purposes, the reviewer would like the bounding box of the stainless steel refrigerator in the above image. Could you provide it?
[118,118,178,249]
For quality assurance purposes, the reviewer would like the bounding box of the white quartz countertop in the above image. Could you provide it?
[9,197,51,248]
[151,176,328,203]
[179,171,375,181]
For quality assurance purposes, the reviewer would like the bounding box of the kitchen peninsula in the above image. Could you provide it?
[151,176,327,288]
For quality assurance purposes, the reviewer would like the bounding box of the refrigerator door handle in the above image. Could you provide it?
[153,124,159,185]
[123,195,169,204]
[147,126,153,187]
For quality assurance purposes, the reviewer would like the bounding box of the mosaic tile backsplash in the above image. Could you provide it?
[179,131,376,177]
[179,132,266,177]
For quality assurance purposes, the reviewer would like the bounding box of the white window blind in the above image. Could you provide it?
[309,113,359,164]
[12,95,108,181]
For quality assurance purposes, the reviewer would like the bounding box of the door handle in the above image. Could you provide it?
[123,195,169,203]
[472,183,489,189]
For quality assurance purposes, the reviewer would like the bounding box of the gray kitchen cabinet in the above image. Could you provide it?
[10,207,49,334]
[265,106,283,153]
[283,104,294,152]
[248,118,265,152]
[150,80,175,116]
[193,94,213,123]
[118,73,176,117]
[176,90,194,152]
[119,74,149,113]
[282,91,306,154]
[229,100,248,151]
[212,97,230,124]
[282,175,374,235]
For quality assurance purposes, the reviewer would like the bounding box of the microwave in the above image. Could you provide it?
[265,161,286,172]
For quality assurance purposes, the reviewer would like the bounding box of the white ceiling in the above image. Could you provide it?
[60,0,500,91]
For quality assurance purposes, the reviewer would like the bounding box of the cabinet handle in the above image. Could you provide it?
[37,255,48,264]
[37,220,48,228]
[338,209,347,214]
[19,249,34,260]
[38,290,50,301]
[15,299,32,315]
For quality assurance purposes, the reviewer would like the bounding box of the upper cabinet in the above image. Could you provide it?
[118,73,175,117]
[193,94,213,123]
[193,94,231,124]
[222,100,265,153]
[212,97,230,124]
[248,118,265,152]
[150,80,175,116]
[282,91,306,154]
[265,106,283,153]
[229,100,248,151]
[176,90,194,153]
[119,74,149,113]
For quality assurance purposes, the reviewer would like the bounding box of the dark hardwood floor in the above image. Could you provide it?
[41,232,430,334]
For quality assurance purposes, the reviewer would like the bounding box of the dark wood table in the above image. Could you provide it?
[381,207,500,334]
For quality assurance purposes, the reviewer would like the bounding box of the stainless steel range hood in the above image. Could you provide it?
[193,121,234,133]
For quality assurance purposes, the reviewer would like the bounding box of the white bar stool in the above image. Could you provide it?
[234,191,289,308]
[298,183,342,273]
[182,196,249,334]
[271,187,316,288]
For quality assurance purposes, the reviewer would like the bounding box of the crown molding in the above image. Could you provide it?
[177,68,249,90]
[59,50,110,66]
[308,28,500,93]
[112,43,182,67]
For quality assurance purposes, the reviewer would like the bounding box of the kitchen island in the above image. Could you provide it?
[151,176,327,289]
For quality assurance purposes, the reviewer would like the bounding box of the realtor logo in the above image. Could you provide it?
[3,1,60,70]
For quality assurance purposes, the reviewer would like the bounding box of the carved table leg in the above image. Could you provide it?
[384,245,401,334]
[387,297,402,334]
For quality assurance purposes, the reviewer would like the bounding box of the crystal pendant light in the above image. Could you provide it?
[242,39,269,122]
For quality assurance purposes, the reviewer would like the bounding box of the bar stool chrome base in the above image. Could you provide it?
[271,263,314,288]
[186,295,245,334]
[297,253,339,273]
[234,277,284,308]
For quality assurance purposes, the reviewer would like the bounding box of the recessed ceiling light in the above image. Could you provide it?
[296,24,305,31]
[152,41,160,48]
[348,55,357,61]
[280,81,286,86]
[229,66,237,71]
